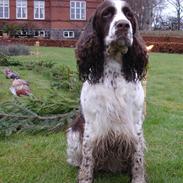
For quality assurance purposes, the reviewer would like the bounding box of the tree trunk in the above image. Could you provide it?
[177,8,181,30]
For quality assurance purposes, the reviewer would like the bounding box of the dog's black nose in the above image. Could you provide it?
[116,20,130,31]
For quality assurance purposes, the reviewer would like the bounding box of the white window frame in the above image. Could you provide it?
[34,0,45,20]
[16,0,27,19]
[63,31,75,39]
[70,1,86,20]
[0,0,9,19]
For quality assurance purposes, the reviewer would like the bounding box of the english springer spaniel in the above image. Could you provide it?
[67,0,148,183]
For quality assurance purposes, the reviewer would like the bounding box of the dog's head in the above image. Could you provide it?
[96,0,135,54]
[76,0,148,83]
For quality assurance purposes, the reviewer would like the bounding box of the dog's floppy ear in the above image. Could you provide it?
[122,14,148,82]
[75,15,105,84]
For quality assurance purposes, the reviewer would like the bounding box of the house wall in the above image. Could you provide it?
[49,0,103,39]
[2,0,51,28]
[0,0,103,39]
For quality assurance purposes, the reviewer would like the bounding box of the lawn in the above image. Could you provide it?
[0,47,183,183]
[0,47,76,103]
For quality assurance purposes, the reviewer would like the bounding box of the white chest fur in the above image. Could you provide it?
[80,61,144,140]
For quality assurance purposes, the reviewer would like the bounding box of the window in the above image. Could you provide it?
[34,0,45,19]
[0,0,9,19]
[63,31,75,39]
[16,0,27,19]
[70,1,86,20]
[34,30,46,37]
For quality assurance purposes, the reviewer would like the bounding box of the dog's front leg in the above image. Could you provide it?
[78,124,94,183]
[131,134,146,183]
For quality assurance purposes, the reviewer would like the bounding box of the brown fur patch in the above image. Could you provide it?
[93,131,137,173]
[71,113,85,138]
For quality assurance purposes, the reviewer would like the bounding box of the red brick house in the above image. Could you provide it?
[0,0,103,39]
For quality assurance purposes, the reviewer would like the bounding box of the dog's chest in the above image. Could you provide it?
[81,61,144,138]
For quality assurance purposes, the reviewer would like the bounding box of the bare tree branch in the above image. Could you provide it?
[167,0,177,7]
[166,0,183,30]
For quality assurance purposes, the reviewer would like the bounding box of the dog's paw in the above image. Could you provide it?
[77,176,93,183]
[131,178,146,183]
[78,180,93,183]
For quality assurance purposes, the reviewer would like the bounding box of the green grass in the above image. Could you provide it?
[145,53,183,183]
[0,47,76,103]
[0,48,183,183]
[17,47,76,69]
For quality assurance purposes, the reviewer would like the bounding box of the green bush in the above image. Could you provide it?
[2,23,22,37]
[50,65,81,91]
[0,54,22,66]
[21,60,81,93]
[0,54,9,66]
[22,60,55,71]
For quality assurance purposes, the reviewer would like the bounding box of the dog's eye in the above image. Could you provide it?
[102,7,114,19]
[123,7,132,18]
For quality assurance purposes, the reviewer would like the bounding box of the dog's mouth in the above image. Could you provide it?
[105,31,133,57]
[116,31,132,46]
[106,38,130,56]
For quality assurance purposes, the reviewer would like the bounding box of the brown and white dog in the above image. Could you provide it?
[67,0,148,183]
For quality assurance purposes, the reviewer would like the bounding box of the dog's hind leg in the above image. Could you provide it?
[67,128,82,167]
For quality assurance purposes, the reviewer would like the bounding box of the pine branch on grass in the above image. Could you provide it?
[0,97,79,137]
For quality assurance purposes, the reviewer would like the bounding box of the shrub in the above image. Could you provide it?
[21,61,81,94]
[0,44,30,56]
[0,54,9,66]
[50,65,81,93]
[0,54,22,66]
[2,23,22,37]
[22,60,55,71]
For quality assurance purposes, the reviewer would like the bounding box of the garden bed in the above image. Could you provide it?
[143,36,183,44]
[0,37,77,48]
[0,34,183,53]
[146,41,183,54]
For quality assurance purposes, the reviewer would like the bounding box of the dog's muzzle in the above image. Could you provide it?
[115,20,132,47]
[106,20,133,56]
